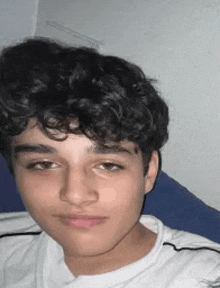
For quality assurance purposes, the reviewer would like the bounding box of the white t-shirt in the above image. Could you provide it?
[0,212,220,288]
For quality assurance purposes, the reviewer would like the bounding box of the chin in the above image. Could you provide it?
[63,238,119,258]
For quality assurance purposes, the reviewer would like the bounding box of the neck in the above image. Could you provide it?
[64,223,157,276]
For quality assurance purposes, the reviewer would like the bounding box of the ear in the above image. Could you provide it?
[144,151,159,195]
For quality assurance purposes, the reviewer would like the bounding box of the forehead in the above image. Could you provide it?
[11,121,139,157]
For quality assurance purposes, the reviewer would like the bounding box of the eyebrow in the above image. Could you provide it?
[13,144,58,159]
[90,144,134,155]
[13,142,134,159]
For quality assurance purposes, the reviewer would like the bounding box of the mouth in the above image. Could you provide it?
[59,214,108,228]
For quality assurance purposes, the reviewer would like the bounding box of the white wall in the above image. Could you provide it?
[35,0,220,210]
[0,0,39,46]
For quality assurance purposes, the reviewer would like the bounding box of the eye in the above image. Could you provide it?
[99,162,124,171]
[26,161,59,171]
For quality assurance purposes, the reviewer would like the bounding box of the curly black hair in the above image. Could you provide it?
[0,37,169,175]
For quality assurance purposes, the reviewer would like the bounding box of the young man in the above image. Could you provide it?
[0,37,219,288]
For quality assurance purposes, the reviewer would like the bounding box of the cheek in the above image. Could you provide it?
[15,171,61,208]
[98,175,146,211]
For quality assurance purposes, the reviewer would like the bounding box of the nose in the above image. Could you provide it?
[59,167,98,207]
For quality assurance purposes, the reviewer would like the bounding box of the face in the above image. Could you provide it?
[11,121,158,259]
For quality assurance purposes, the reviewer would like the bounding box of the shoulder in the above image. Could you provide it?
[0,211,41,236]
[162,223,220,257]
[162,221,220,283]
[141,215,220,282]
[140,214,220,254]
[0,212,42,266]
[0,212,46,287]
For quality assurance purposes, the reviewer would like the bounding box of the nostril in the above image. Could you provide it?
[59,174,98,206]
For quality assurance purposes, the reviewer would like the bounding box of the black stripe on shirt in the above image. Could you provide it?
[0,231,42,239]
[163,242,220,254]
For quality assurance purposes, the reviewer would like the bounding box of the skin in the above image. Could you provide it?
[11,121,159,276]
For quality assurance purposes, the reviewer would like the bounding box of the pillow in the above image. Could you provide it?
[0,155,25,212]
[1,155,220,242]
[144,171,220,243]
